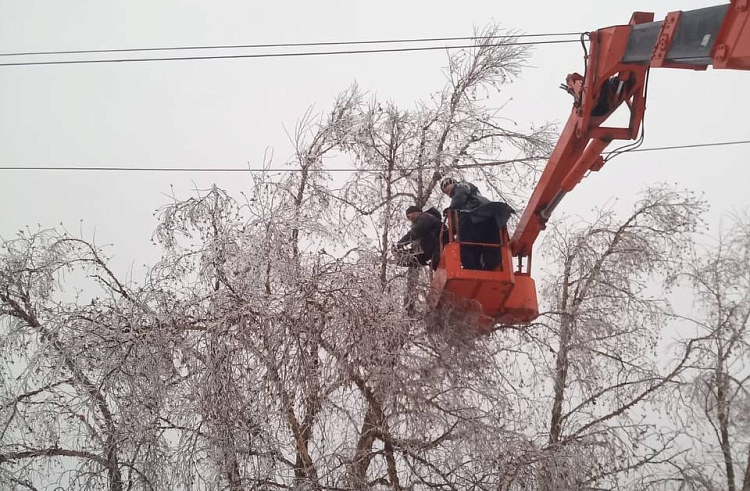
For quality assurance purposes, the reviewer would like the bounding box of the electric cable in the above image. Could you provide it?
[602,68,650,163]
[1,139,748,173]
[0,32,584,58]
[0,39,581,67]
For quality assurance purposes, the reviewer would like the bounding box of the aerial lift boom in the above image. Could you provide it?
[512,0,750,259]
[431,0,750,330]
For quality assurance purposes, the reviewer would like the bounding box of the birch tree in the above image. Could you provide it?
[666,214,750,491]
[0,230,173,490]
[315,25,556,489]
[515,186,708,490]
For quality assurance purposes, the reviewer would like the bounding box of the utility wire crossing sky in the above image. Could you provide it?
[0,35,582,66]
[0,31,584,57]
[2,140,748,173]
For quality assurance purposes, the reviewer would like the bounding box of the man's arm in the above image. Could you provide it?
[397,231,414,245]
[449,182,472,209]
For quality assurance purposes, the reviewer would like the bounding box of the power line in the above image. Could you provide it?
[0,39,580,67]
[626,140,750,153]
[0,32,583,58]
[1,139,748,173]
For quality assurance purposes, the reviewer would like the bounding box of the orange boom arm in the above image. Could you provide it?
[511,0,750,260]
[429,1,749,329]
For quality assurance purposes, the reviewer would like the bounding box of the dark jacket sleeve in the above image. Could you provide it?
[410,213,440,238]
[449,182,472,209]
[398,231,414,245]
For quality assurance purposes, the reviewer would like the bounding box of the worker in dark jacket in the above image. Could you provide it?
[396,205,442,269]
[440,178,514,270]
[441,178,489,211]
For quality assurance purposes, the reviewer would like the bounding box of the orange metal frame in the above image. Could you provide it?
[713,0,750,69]
[429,212,538,330]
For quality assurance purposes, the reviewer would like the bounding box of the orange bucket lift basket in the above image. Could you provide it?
[428,210,538,331]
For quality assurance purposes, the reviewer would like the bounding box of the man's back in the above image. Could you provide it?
[411,211,441,238]
[449,181,490,211]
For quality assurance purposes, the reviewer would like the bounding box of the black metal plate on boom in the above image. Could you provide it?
[621,4,729,65]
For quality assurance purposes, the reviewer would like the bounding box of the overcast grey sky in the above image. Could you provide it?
[1,0,747,275]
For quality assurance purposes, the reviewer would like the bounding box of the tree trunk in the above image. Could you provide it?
[549,314,572,445]
[379,160,395,289]
[226,456,243,491]
[716,353,736,491]
[347,402,379,489]
[106,442,123,491]
[291,161,311,259]
[741,443,750,491]
[403,266,420,317]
